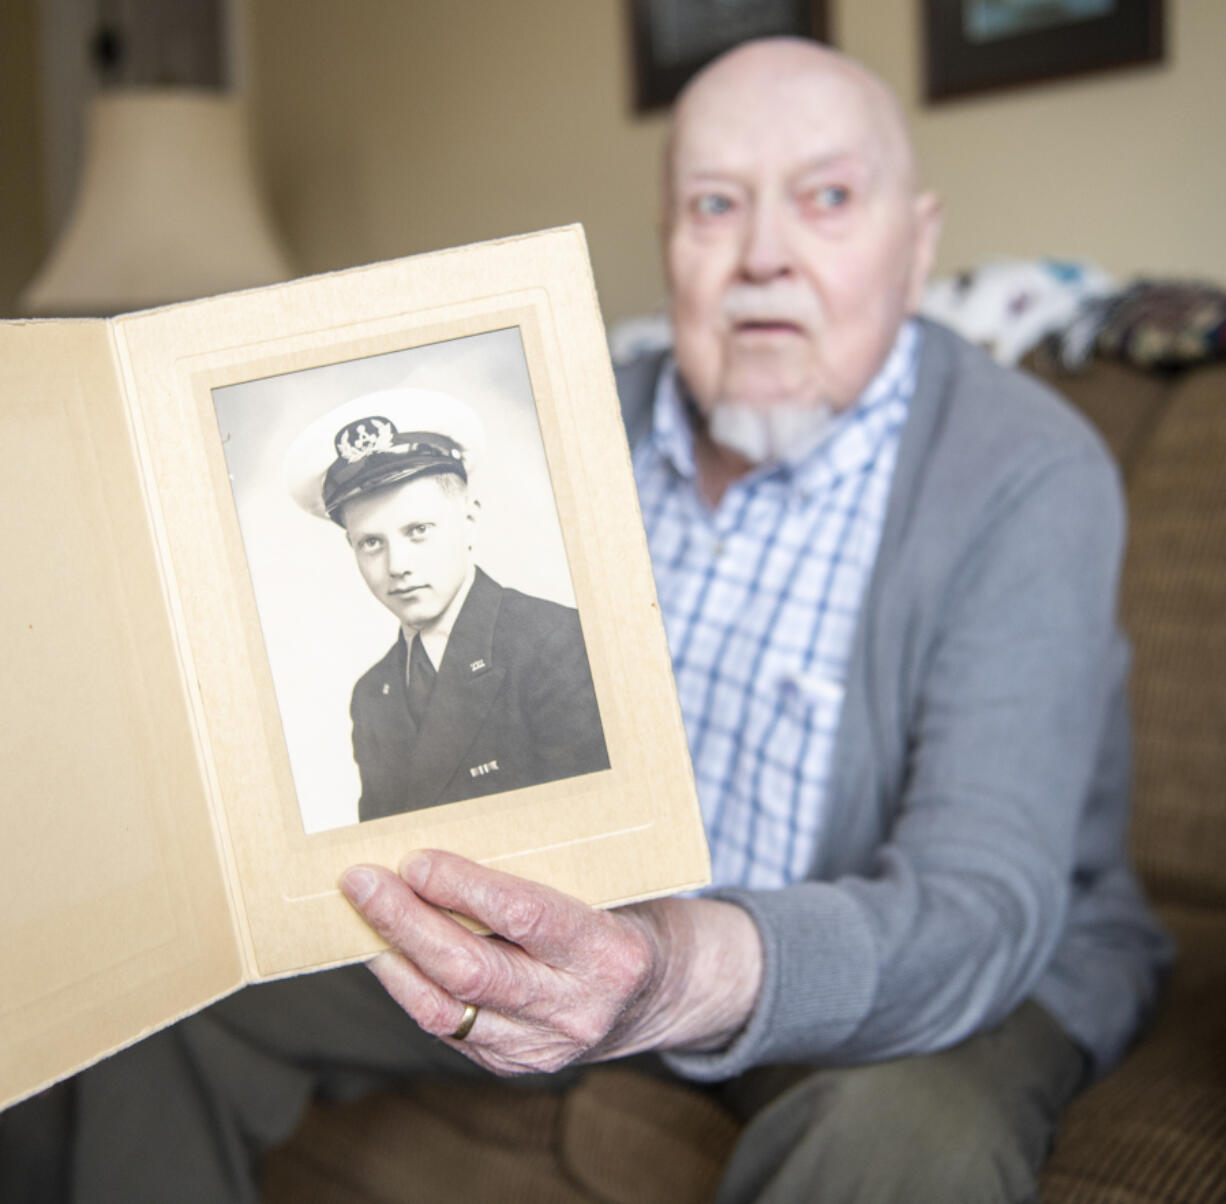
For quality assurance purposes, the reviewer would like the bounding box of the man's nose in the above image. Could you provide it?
[739,203,793,281]
[385,538,415,577]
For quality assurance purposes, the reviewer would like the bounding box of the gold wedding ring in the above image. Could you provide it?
[450,1002,479,1041]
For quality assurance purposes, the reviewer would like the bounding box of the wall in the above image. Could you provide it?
[243,0,1226,322]
[839,0,1226,287]
[247,0,670,325]
[0,0,45,318]
[8,0,1225,322]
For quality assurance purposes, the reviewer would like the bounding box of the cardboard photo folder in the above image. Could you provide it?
[0,226,708,1110]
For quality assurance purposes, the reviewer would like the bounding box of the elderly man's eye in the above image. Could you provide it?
[807,184,850,211]
[692,193,734,218]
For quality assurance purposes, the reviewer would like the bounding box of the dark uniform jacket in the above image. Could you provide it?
[351,567,609,820]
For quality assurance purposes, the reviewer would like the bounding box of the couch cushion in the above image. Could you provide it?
[260,1067,740,1204]
[1118,369,1226,907]
[1039,904,1226,1202]
[261,1079,586,1204]
[1025,356,1172,480]
[560,1066,739,1203]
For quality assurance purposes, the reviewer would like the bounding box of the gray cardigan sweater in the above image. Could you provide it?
[616,320,1171,1081]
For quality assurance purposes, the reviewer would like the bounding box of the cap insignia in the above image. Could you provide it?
[336,416,396,463]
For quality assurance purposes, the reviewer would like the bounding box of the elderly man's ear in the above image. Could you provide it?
[907,190,944,314]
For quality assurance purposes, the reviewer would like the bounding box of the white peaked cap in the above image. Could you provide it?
[283,386,487,521]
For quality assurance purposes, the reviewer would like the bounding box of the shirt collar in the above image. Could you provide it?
[403,564,476,670]
[649,319,921,490]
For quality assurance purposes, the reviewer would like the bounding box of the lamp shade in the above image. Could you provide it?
[22,88,292,316]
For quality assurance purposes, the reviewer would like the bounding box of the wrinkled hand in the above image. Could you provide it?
[340,850,761,1076]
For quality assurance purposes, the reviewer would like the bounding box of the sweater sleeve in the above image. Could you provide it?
[666,443,1128,1079]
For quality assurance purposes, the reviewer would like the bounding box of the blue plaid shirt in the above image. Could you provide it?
[633,322,920,889]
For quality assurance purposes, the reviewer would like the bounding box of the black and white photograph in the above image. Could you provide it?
[212,326,610,834]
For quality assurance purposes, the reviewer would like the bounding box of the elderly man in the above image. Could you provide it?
[337,37,1169,1197]
[284,389,609,819]
[0,37,1168,1204]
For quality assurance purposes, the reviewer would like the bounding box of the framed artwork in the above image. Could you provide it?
[629,0,829,112]
[923,0,1164,102]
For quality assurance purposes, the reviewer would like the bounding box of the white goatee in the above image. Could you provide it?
[707,401,835,466]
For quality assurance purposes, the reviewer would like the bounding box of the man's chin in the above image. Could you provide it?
[385,596,434,627]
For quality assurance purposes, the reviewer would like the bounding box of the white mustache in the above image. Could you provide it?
[721,281,821,329]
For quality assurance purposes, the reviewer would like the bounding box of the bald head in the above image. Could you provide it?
[667,39,919,215]
[661,37,940,469]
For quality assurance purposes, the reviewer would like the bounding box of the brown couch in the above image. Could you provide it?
[1029,353,1226,1202]
[262,351,1226,1204]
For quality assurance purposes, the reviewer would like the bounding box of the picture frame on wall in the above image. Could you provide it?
[923,0,1164,102]
[629,0,829,112]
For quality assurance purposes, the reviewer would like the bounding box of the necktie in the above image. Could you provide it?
[406,634,437,729]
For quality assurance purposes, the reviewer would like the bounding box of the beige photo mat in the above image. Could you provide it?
[113,226,709,980]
